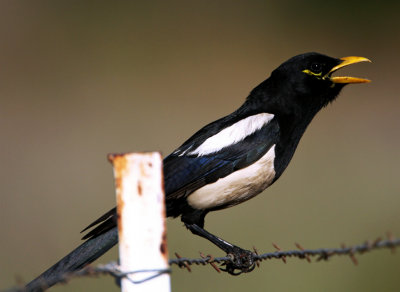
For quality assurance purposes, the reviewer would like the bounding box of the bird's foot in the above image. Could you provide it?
[221,246,256,275]
[183,223,256,274]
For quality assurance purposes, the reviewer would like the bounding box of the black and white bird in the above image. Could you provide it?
[26,52,370,290]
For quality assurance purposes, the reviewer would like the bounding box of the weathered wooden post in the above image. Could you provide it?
[109,152,170,292]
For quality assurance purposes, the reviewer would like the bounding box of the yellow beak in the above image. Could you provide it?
[328,56,371,84]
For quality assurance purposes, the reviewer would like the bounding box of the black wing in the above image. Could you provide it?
[164,119,280,205]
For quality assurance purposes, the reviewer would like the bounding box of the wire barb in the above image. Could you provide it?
[200,252,221,273]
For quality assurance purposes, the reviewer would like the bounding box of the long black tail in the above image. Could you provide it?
[24,227,118,292]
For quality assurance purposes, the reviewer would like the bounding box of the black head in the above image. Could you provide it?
[249,52,371,118]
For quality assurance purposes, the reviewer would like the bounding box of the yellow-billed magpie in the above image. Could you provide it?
[27,52,370,290]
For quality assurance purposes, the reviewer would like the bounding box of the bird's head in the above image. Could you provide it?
[257,52,371,117]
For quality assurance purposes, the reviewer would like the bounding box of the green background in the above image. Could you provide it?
[1,1,399,291]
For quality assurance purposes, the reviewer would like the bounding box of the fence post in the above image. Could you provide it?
[109,152,170,292]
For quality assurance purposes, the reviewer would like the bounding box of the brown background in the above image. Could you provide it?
[1,1,399,291]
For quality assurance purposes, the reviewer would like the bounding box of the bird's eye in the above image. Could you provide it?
[310,63,322,73]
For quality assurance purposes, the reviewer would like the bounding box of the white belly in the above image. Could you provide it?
[187,145,276,210]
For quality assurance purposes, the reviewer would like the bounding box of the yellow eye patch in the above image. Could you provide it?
[302,69,323,78]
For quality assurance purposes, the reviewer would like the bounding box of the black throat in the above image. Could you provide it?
[241,77,341,181]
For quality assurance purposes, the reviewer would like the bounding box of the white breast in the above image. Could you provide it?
[187,144,276,210]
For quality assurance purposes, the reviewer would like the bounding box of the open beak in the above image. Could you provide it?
[328,56,371,84]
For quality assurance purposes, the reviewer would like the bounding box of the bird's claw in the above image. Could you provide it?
[220,247,256,275]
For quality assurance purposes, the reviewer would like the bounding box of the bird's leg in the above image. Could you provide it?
[184,223,256,275]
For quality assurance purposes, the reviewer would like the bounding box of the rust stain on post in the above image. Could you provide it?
[109,153,129,237]
[160,229,167,257]
[159,159,168,263]
[116,192,125,236]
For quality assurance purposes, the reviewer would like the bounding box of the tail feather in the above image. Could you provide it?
[81,217,117,240]
[80,207,116,234]
[25,227,118,292]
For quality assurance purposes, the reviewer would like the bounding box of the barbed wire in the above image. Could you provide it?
[169,233,399,274]
[6,233,400,292]
[5,263,170,292]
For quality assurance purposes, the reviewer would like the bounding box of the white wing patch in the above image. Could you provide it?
[187,145,276,210]
[173,145,193,156]
[188,113,274,156]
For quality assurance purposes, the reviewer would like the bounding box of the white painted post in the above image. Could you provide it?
[109,152,170,292]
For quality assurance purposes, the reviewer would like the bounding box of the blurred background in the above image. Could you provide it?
[1,1,399,291]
